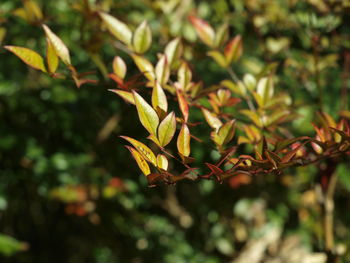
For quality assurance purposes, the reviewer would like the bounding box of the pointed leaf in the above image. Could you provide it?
[189,15,215,47]
[178,62,192,91]
[207,50,227,68]
[176,89,189,122]
[5,46,46,72]
[126,146,151,175]
[155,54,170,85]
[112,56,127,79]
[131,54,155,81]
[177,124,190,157]
[158,112,176,147]
[201,108,222,131]
[99,12,132,45]
[213,120,236,146]
[46,38,59,73]
[133,91,159,135]
[157,154,168,170]
[109,89,135,104]
[214,23,228,48]
[164,38,182,67]
[42,25,71,65]
[120,136,157,166]
[257,76,274,106]
[152,83,168,114]
[224,35,243,64]
[132,20,152,54]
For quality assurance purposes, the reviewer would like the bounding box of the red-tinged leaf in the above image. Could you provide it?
[177,124,190,157]
[99,12,132,45]
[132,91,159,135]
[155,54,170,85]
[131,54,155,81]
[120,136,157,166]
[216,146,237,166]
[224,35,243,64]
[226,97,241,106]
[178,62,192,91]
[275,136,310,152]
[112,56,127,79]
[152,83,168,114]
[229,174,252,188]
[132,20,152,54]
[207,50,227,68]
[201,108,222,131]
[212,120,236,146]
[281,141,309,163]
[108,73,128,90]
[264,150,278,169]
[158,112,176,147]
[176,89,189,122]
[164,38,182,67]
[125,146,151,176]
[189,15,215,47]
[42,25,71,65]
[157,154,168,170]
[72,76,97,88]
[46,38,58,73]
[109,89,135,104]
[5,45,46,73]
[147,173,163,186]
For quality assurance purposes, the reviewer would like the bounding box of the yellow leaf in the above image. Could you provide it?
[131,54,155,81]
[132,20,152,54]
[133,91,159,135]
[164,38,182,67]
[189,15,215,47]
[152,83,168,114]
[177,124,190,157]
[5,45,46,73]
[112,56,127,79]
[207,51,227,68]
[46,38,59,73]
[109,89,135,104]
[126,146,151,176]
[178,62,192,91]
[99,12,132,45]
[42,25,71,65]
[157,154,168,170]
[158,112,176,147]
[212,120,235,146]
[155,54,170,85]
[121,136,157,166]
[201,108,222,131]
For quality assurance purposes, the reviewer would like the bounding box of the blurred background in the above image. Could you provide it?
[0,0,350,262]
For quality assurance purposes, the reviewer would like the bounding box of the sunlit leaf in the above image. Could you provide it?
[109,89,135,104]
[99,12,132,45]
[224,35,243,64]
[5,46,46,73]
[240,110,262,127]
[257,76,274,106]
[113,56,127,79]
[201,108,222,131]
[120,136,157,165]
[152,83,168,114]
[207,51,227,68]
[131,54,155,81]
[158,112,176,147]
[214,23,228,48]
[177,124,190,157]
[132,21,152,54]
[155,54,170,85]
[157,154,168,170]
[176,89,189,122]
[189,15,215,47]
[178,62,192,91]
[212,120,235,146]
[126,146,151,176]
[42,25,71,65]
[164,38,182,67]
[133,91,159,135]
[46,38,59,74]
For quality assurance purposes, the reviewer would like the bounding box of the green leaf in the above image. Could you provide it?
[164,38,182,67]
[112,56,127,79]
[178,62,192,91]
[177,124,190,157]
[46,38,59,73]
[156,154,168,170]
[5,45,46,72]
[0,234,27,257]
[126,146,151,175]
[109,89,135,104]
[207,50,228,68]
[257,76,274,106]
[158,112,176,147]
[155,54,170,85]
[42,25,71,65]
[152,83,168,115]
[131,54,155,81]
[132,21,152,54]
[133,91,159,135]
[214,23,228,48]
[212,120,236,146]
[120,136,157,166]
[99,12,132,45]
[201,108,222,131]
[189,15,215,47]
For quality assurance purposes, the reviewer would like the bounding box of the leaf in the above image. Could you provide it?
[178,62,192,91]
[132,21,152,54]
[256,76,274,106]
[120,136,157,165]
[240,109,262,127]
[46,38,59,73]
[133,91,159,135]
[152,83,168,115]
[189,15,215,47]
[212,120,235,146]
[207,50,227,68]
[158,112,176,147]
[99,12,132,45]
[109,89,135,104]
[176,89,189,122]
[224,35,243,64]
[214,23,228,48]
[164,38,182,67]
[177,124,190,157]
[157,154,168,170]
[201,108,222,131]
[112,56,127,79]
[5,46,46,72]
[42,25,71,65]
[131,54,155,81]
[155,54,170,85]
[126,146,151,175]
